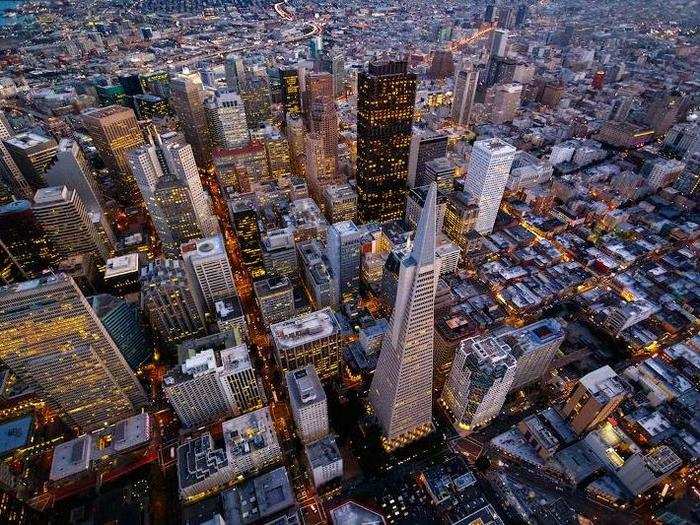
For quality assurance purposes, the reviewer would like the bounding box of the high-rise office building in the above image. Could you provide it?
[451,65,479,126]
[286,365,328,444]
[500,318,565,391]
[44,138,103,216]
[161,132,218,235]
[261,227,298,279]
[264,127,293,185]
[405,185,447,233]
[428,50,454,80]
[152,176,203,255]
[560,365,627,435]
[408,129,449,188]
[440,335,517,434]
[369,183,439,451]
[356,60,417,223]
[205,90,250,149]
[0,273,147,430]
[140,258,206,345]
[170,70,212,167]
[326,221,362,302]
[32,186,110,261]
[489,28,509,57]
[82,105,145,205]
[240,74,272,129]
[323,184,357,223]
[128,132,216,256]
[280,68,302,120]
[181,235,236,311]
[0,111,32,199]
[270,307,343,380]
[229,197,266,280]
[489,83,522,124]
[89,294,151,370]
[3,132,58,190]
[422,157,455,193]
[304,73,339,205]
[254,276,295,327]
[463,138,516,234]
[224,54,247,91]
[0,200,55,284]
[165,339,263,427]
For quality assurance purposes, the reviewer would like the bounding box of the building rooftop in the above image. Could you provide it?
[222,467,296,525]
[51,413,150,481]
[181,235,227,259]
[579,365,626,404]
[270,308,339,350]
[33,185,69,204]
[223,407,276,462]
[177,433,229,491]
[330,501,385,525]
[215,295,244,322]
[306,435,341,469]
[0,415,33,457]
[4,132,54,149]
[104,254,140,279]
[287,366,325,409]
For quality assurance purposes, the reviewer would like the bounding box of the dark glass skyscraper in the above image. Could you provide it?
[0,200,54,284]
[356,60,416,223]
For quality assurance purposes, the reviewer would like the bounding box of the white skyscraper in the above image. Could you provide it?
[326,221,362,303]
[451,64,479,127]
[490,28,509,57]
[369,183,439,451]
[160,133,219,237]
[440,335,517,435]
[181,235,237,311]
[287,365,328,444]
[128,131,218,256]
[205,90,250,149]
[464,138,516,234]
[32,186,110,261]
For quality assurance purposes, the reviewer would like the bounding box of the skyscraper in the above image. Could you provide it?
[407,129,448,188]
[280,68,302,120]
[89,293,151,370]
[229,197,266,280]
[451,64,479,126]
[326,221,362,302]
[287,365,328,444]
[0,273,147,430]
[170,70,212,167]
[0,200,55,284]
[356,60,417,223]
[128,132,217,256]
[224,54,247,91]
[204,90,250,149]
[140,258,206,345]
[3,132,58,190]
[489,28,509,57]
[181,235,237,311]
[32,186,110,261]
[0,111,32,199]
[489,83,522,124]
[464,138,516,234]
[44,138,103,216]
[440,335,516,434]
[82,105,145,205]
[369,183,439,451]
[304,72,340,205]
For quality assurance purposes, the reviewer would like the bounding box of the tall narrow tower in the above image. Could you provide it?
[170,70,212,167]
[369,183,439,451]
[356,60,416,223]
